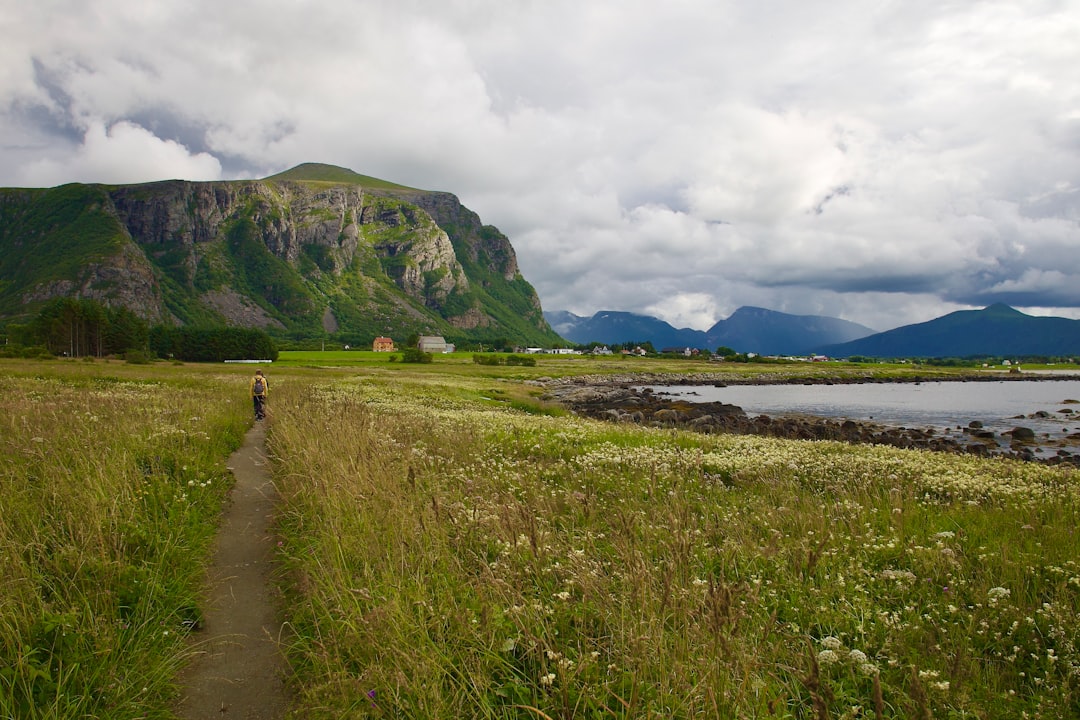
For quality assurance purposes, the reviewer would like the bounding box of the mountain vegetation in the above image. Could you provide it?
[0,163,561,350]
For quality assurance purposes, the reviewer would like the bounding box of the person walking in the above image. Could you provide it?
[250,369,269,420]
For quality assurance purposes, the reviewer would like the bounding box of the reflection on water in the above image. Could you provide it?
[646,380,1080,446]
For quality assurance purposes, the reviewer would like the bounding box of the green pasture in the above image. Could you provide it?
[273,349,1011,381]
[2,356,1078,718]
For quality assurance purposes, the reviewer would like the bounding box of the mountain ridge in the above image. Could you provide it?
[817,303,1080,357]
[550,303,1080,357]
[546,307,876,354]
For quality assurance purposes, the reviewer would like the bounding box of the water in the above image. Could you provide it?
[645,379,1080,446]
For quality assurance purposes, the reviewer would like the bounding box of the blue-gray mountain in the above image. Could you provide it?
[550,304,1080,358]
[818,304,1080,358]
[546,307,876,355]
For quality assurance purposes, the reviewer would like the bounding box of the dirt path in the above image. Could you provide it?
[173,422,289,719]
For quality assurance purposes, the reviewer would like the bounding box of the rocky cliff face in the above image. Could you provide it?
[0,167,559,345]
[362,197,468,305]
[402,191,520,281]
[104,180,474,321]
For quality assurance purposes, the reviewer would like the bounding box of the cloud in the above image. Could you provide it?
[644,293,723,332]
[17,121,221,187]
[1,0,1078,330]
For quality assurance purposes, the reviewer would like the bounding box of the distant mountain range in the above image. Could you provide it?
[819,303,1080,358]
[545,307,876,355]
[547,303,1080,358]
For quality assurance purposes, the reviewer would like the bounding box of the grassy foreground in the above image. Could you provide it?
[0,359,250,718]
[2,357,1079,718]
[269,369,1080,718]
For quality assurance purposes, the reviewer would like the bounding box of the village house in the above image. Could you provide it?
[372,336,395,352]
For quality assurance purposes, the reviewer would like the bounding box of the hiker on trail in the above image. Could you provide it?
[250,369,269,420]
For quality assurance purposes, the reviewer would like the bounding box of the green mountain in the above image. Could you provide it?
[0,163,561,347]
[818,303,1080,358]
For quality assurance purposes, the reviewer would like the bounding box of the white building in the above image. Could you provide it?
[417,336,447,353]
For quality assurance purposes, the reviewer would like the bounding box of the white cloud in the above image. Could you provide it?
[644,293,723,332]
[17,121,221,187]
[1,0,1079,330]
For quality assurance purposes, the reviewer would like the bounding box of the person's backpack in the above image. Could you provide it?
[253,376,265,395]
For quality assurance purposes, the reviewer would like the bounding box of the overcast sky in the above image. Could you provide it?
[3,1,1079,331]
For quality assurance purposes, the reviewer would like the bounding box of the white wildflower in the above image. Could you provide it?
[821,636,844,651]
[817,649,841,665]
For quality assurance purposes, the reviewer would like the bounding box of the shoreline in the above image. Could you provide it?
[543,369,1080,389]
[542,372,1080,467]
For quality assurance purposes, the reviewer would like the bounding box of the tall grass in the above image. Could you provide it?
[6,357,1076,717]
[271,375,1080,718]
[0,360,250,719]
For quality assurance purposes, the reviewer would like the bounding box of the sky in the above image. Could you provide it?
[2,1,1079,332]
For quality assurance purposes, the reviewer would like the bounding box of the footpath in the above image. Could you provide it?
[173,423,289,719]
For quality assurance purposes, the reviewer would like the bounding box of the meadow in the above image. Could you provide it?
[0,359,251,718]
[2,355,1079,718]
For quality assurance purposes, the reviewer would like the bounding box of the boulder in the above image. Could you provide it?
[1007,427,1036,443]
[653,408,684,423]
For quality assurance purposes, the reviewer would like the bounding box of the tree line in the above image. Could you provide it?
[2,298,277,362]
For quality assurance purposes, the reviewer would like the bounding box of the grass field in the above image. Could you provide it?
[0,359,251,718]
[2,355,1079,718]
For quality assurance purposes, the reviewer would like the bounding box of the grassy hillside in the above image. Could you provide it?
[0,185,128,317]
[264,162,422,192]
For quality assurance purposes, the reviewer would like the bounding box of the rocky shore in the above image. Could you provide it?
[540,373,1080,467]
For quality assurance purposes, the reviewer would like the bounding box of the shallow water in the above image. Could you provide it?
[645,379,1080,449]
